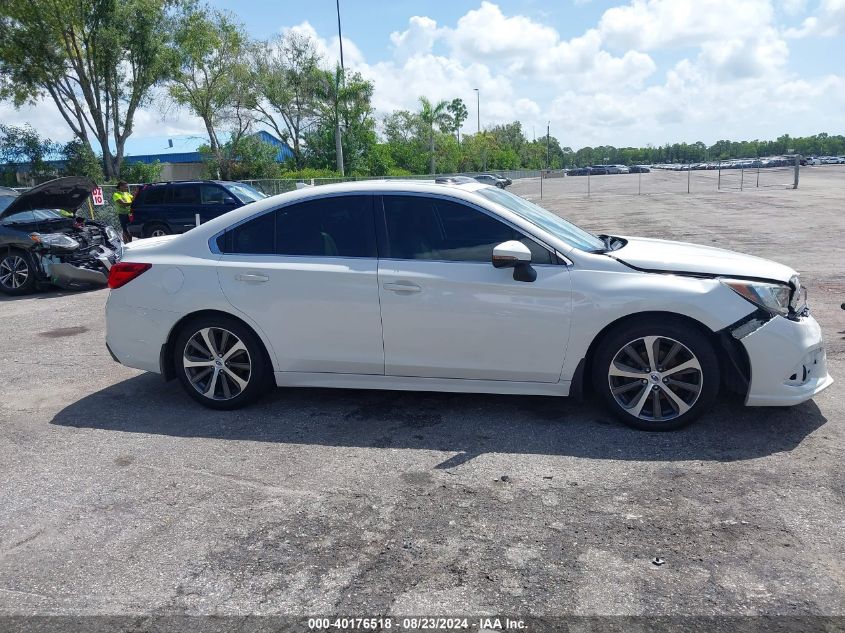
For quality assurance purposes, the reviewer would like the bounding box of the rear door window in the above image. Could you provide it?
[170,184,200,205]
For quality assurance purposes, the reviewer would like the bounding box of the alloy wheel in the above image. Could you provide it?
[607,335,703,422]
[183,327,252,401]
[151,228,168,237]
[0,255,29,290]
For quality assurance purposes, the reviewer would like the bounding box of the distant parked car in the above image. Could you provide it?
[490,173,513,186]
[628,165,651,173]
[128,180,267,238]
[566,167,591,176]
[588,166,608,175]
[473,174,509,188]
[805,158,821,166]
[605,165,630,174]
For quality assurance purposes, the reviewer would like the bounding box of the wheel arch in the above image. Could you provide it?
[577,310,748,398]
[160,309,275,382]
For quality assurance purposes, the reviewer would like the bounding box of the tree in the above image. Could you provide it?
[0,124,58,184]
[251,31,321,168]
[170,7,251,174]
[122,159,162,183]
[61,139,103,181]
[418,96,451,175]
[446,98,468,142]
[0,0,182,179]
[200,134,280,180]
[306,67,376,174]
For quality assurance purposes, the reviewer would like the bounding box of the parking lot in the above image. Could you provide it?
[0,167,843,621]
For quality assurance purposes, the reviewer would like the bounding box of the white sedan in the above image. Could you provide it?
[104,178,832,430]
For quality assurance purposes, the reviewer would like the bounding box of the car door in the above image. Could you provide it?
[199,184,240,223]
[168,183,202,232]
[216,194,384,375]
[377,194,572,382]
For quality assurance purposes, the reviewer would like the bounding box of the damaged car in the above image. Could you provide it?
[104,180,831,430]
[0,177,123,295]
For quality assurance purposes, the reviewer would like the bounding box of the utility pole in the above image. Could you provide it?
[335,0,345,176]
[473,88,480,134]
[546,121,550,169]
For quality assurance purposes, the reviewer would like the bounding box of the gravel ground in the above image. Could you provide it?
[0,167,843,625]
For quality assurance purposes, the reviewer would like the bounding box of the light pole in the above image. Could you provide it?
[473,88,480,134]
[335,0,345,176]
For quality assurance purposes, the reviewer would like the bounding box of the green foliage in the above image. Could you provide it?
[121,160,163,184]
[0,124,58,184]
[61,139,104,181]
[446,98,468,140]
[0,0,184,178]
[170,6,252,163]
[280,167,341,179]
[201,135,281,180]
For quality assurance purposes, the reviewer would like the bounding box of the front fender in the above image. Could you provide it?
[560,268,756,382]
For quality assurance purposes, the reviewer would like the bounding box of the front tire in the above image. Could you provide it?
[0,250,37,295]
[173,315,269,410]
[592,317,720,431]
[144,223,171,238]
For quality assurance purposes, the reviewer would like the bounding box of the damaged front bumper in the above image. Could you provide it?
[733,313,833,406]
[38,242,122,289]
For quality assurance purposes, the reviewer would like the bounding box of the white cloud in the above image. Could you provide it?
[784,0,845,36]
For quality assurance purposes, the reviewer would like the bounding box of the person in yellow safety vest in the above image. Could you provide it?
[112,180,133,243]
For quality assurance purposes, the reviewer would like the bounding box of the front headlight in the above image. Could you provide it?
[31,232,80,250]
[721,278,791,317]
[105,226,121,243]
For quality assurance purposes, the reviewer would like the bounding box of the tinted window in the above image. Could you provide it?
[200,184,230,204]
[217,195,375,257]
[227,211,275,254]
[226,183,266,203]
[275,196,374,257]
[170,184,199,204]
[383,195,552,263]
[140,185,166,205]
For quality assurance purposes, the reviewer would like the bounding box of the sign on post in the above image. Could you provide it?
[91,187,104,206]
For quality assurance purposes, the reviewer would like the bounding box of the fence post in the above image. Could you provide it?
[740,167,744,191]
[718,162,721,190]
[687,163,691,194]
[587,170,591,197]
[757,164,760,188]
[540,170,543,199]
[638,170,641,195]
[793,156,800,190]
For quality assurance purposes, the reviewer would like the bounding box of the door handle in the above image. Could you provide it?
[235,273,269,283]
[383,281,422,293]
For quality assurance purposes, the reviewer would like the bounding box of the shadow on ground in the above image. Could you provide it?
[51,373,827,464]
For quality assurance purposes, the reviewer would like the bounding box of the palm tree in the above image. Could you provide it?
[418,96,452,175]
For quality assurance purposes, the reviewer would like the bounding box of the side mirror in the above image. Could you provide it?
[492,240,536,282]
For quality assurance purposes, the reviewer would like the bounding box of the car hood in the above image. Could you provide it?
[0,176,96,219]
[610,236,797,283]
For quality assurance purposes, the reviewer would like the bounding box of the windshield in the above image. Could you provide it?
[476,187,605,251]
[1,208,67,226]
[0,194,18,213]
[228,183,267,203]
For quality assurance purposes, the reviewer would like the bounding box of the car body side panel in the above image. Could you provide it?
[559,268,758,382]
[105,250,280,375]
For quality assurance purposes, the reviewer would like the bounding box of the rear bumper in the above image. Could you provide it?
[105,298,180,374]
[741,314,833,406]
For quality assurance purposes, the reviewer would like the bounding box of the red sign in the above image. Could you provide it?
[92,187,104,206]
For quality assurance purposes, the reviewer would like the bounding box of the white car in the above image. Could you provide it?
[105,178,832,430]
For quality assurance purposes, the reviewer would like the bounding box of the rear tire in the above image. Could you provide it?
[173,315,269,410]
[591,317,720,431]
[144,223,170,238]
[0,250,37,295]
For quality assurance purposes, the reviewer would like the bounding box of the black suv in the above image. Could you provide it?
[128,181,266,238]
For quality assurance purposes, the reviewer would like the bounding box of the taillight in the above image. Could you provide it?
[108,262,151,289]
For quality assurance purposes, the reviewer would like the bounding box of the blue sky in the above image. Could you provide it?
[4,0,844,156]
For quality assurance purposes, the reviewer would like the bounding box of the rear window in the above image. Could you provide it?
[139,185,166,205]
